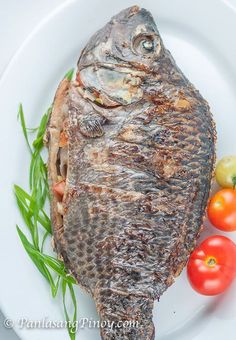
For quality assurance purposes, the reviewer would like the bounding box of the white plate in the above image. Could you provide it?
[1,0,236,339]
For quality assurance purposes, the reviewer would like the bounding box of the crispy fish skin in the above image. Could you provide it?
[47,6,216,340]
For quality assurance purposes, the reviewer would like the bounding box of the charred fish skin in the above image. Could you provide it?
[46,6,216,340]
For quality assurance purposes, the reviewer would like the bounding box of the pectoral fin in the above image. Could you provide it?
[79,113,106,138]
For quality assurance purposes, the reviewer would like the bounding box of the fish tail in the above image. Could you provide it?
[95,289,155,339]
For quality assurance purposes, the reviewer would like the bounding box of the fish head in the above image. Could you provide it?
[76,6,164,107]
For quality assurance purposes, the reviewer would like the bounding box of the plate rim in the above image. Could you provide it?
[1,1,236,339]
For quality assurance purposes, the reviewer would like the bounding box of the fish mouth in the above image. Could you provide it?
[76,63,146,107]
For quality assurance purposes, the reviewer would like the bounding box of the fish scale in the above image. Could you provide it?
[46,6,216,339]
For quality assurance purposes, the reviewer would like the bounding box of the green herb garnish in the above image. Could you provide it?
[64,68,75,81]
[15,69,78,340]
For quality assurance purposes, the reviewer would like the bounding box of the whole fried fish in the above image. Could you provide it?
[46,6,216,339]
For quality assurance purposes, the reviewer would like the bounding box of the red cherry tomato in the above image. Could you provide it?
[207,189,236,231]
[187,235,236,295]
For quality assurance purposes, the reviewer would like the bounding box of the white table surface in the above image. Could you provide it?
[0,1,66,338]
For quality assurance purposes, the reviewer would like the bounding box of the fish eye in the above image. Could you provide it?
[141,38,154,51]
[132,34,159,56]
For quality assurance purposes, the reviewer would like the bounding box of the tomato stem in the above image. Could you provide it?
[206,256,217,267]
[232,175,236,189]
